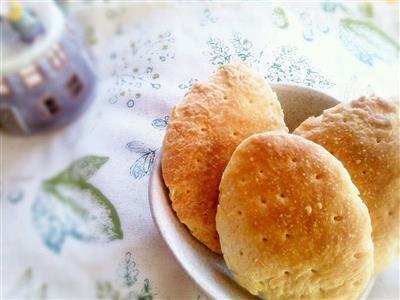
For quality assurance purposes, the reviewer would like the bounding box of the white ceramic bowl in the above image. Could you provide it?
[149,84,375,299]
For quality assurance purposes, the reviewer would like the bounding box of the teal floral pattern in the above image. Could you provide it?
[206,32,335,91]
[119,252,139,287]
[231,33,254,62]
[206,37,232,65]
[97,252,153,300]
[178,78,198,90]
[32,156,123,253]
[206,33,261,66]
[107,31,175,105]
[265,46,334,88]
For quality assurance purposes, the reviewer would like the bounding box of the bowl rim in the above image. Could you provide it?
[149,153,215,299]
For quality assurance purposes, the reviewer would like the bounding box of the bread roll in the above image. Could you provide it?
[162,64,287,253]
[216,132,373,299]
[294,96,399,273]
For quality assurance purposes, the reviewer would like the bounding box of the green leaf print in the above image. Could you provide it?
[43,178,123,241]
[97,281,122,300]
[6,268,48,299]
[272,7,289,29]
[340,18,400,65]
[341,18,399,50]
[85,25,98,46]
[96,279,153,300]
[358,3,374,18]
[49,155,109,182]
[32,156,123,253]
[137,279,152,300]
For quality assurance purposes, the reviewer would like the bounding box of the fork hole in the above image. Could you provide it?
[333,215,343,221]
[353,280,361,287]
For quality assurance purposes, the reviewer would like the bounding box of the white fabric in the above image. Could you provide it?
[2,2,399,299]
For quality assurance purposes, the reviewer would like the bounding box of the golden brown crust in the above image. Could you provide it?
[161,64,287,253]
[294,96,400,273]
[216,132,373,299]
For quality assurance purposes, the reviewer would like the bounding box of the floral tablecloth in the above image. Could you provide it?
[2,1,399,299]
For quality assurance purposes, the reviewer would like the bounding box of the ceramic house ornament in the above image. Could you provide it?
[0,1,96,134]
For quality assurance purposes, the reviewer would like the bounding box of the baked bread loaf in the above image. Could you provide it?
[294,96,400,273]
[162,64,287,253]
[216,132,373,299]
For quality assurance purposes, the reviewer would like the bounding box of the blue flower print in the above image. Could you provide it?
[178,78,198,90]
[7,189,24,204]
[152,116,169,129]
[126,141,158,180]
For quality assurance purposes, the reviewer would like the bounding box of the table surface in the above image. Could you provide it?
[2,2,399,299]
